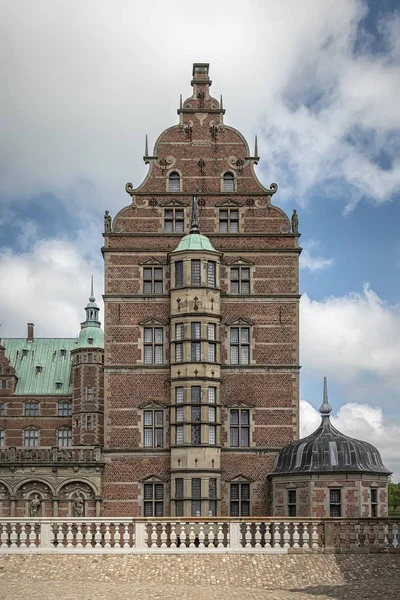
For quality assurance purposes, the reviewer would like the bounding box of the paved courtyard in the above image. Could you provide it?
[1,553,399,599]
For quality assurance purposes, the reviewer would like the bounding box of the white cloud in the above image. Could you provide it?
[0,1,399,215]
[300,239,333,271]
[0,229,103,338]
[300,400,400,481]
[301,285,400,395]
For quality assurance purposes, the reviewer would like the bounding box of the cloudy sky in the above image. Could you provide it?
[1,1,400,477]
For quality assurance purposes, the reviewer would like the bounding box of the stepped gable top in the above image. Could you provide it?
[272,378,391,476]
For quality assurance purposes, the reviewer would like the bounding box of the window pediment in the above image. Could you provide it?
[139,400,165,410]
[224,257,254,266]
[228,474,254,483]
[216,199,243,207]
[225,317,254,326]
[225,399,254,409]
[160,199,188,207]
[140,257,167,266]
[141,474,166,483]
[139,317,168,326]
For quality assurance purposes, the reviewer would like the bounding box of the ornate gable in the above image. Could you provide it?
[224,316,254,326]
[139,257,167,266]
[223,257,255,266]
[138,317,168,326]
[159,199,188,207]
[215,199,243,207]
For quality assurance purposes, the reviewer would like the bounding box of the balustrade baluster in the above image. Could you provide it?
[113,523,121,549]
[273,522,281,548]
[254,523,261,548]
[94,523,102,548]
[392,522,399,548]
[302,522,309,549]
[0,523,8,548]
[160,523,167,548]
[283,522,290,548]
[265,522,271,548]
[189,523,196,548]
[245,523,252,548]
[30,523,38,548]
[10,523,18,548]
[66,523,74,548]
[76,523,83,548]
[150,522,158,548]
[123,523,130,548]
[292,523,300,548]
[198,524,205,548]
[170,523,176,549]
[104,522,111,548]
[19,524,27,549]
[311,522,319,549]
[208,523,215,548]
[217,523,224,548]
[179,523,187,548]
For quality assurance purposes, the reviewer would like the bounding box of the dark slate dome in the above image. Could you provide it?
[272,378,391,476]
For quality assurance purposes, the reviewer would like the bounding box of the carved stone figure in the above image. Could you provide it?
[73,493,85,517]
[30,494,41,517]
[291,209,299,234]
[104,210,112,233]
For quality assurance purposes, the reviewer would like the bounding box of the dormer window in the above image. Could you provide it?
[223,172,235,192]
[60,349,66,358]
[22,349,29,358]
[168,171,181,192]
[88,337,94,345]
[36,365,43,374]
[55,381,62,390]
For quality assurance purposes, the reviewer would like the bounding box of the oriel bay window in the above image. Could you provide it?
[207,261,216,288]
[230,408,250,447]
[191,259,201,286]
[230,326,250,365]
[175,261,184,288]
[144,409,163,448]
[143,482,164,517]
[144,326,164,365]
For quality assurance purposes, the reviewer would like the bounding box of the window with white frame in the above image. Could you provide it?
[164,208,184,232]
[144,326,164,365]
[230,408,250,447]
[219,208,238,232]
[230,482,250,517]
[24,428,39,447]
[168,172,181,193]
[57,428,72,447]
[0,429,4,446]
[329,488,341,517]
[58,401,72,416]
[230,266,250,294]
[207,261,216,288]
[143,482,164,517]
[222,172,235,192]
[24,402,39,416]
[143,266,163,294]
[230,326,250,365]
[144,409,163,448]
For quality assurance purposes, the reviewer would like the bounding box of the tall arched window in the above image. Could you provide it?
[168,172,181,192]
[223,172,235,192]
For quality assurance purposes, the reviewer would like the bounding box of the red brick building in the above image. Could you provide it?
[0,63,301,518]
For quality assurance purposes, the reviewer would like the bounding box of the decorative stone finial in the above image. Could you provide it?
[254,135,259,158]
[89,276,95,302]
[145,134,149,157]
[319,377,332,417]
[190,195,200,234]
[220,94,223,110]
[180,94,183,110]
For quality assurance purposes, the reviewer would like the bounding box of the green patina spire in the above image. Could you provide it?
[77,277,104,348]
[173,195,216,253]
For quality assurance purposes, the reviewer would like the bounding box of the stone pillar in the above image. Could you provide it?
[96,497,102,517]
[53,496,59,517]
[10,496,16,518]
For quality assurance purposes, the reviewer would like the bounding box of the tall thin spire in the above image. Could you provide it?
[319,376,332,417]
[144,134,149,157]
[190,195,200,234]
[180,94,183,110]
[89,275,95,302]
[220,94,223,110]
[254,135,259,158]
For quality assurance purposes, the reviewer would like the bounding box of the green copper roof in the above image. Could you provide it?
[76,326,104,349]
[173,233,216,253]
[2,338,78,395]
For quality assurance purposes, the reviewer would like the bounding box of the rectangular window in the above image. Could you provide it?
[191,322,201,339]
[209,478,217,516]
[208,343,216,362]
[87,415,93,430]
[230,409,250,447]
[288,490,297,517]
[208,405,216,423]
[176,387,184,404]
[0,429,4,446]
[24,429,39,447]
[175,261,184,288]
[191,260,201,286]
[191,386,201,403]
[191,405,201,422]
[143,483,164,517]
[207,325,216,362]
[57,428,72,447]
[144,327,164,365]
[88,353,93,363]
[175,323,184,340]
[165,209,184,233]
[175,342,183,362]
[230,483,250,517]
[207,261,216,288]
[176,406,184,423]
[371,488,378,517]
[143,266,163,294]
[208,425,216,445]
[192,478,201,516]
[329,489,341,517]
[230,267,250,294]
[176,424,184,445]
[219,209,239,233]
[144,409,164,448]
[208,387,216,404]
[176,478,184,499]
[191,342,201,361]
[191,424,201,445]
[86,387,93,400]
[1,380,6,389]
[24,402,39,416]
[230,327,250,365]
[58,402,72,416]
[0,403,5,416]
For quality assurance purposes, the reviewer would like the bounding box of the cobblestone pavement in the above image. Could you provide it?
[1,554,399,599]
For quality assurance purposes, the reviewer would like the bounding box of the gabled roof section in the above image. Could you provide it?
[2,338,77,395]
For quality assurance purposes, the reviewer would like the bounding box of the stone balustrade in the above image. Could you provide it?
[0,518,399,554]
[0,446,103,464]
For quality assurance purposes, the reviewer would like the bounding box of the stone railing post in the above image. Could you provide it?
[40,520,53,549]
[135,521,147,549]
[323,520,334,551]
[229,522,242,549]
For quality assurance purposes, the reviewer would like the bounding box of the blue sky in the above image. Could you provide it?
[1,0,400,476]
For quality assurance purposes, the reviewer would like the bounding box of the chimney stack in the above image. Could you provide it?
[27,323,34,342]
